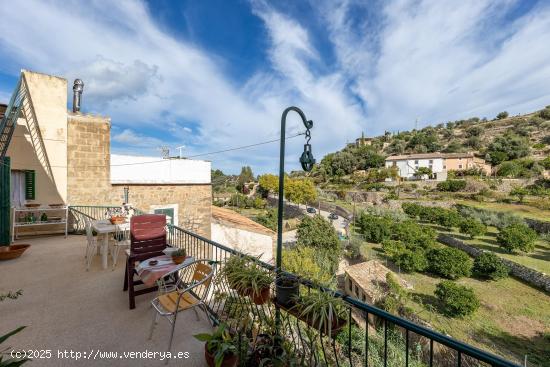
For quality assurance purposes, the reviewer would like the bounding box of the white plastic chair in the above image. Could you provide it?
[84,217,98,271]
[111,224,130,270]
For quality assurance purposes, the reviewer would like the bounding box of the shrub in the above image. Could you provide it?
[392,220,436,249]
[496,111,509,119]
[437,180,467,192]
[427,247,472,279]
[435,281,479,317]
[356,213,393,243]
[381,239,406,258]
[497,223,538,253]
[393,249,429,273]
[473,252,510,280]
[297,215,340,252]
[401,202,423,218]
[542,156,550,170]
[538,107,550,120]
[458,218,486,238]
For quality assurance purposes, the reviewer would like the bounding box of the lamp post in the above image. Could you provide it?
[276,106,315,274]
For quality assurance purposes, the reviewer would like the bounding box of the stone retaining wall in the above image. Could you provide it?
[438,234,550,293]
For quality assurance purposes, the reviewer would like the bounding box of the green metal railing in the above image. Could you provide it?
[68,205,520,367]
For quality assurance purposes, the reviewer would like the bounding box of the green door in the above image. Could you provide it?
[0,157,10,245]
[154,208,174,225]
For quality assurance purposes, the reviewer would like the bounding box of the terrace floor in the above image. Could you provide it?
[1,235,211,366]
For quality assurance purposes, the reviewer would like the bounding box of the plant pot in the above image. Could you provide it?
[204,344,238,367]
[110,216,126,225]
[276,302,346,337]
[252,287,271,305]
[0,244,30,260]
[275,278,299,307]
[172,255,186,264]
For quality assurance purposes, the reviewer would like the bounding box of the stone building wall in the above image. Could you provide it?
[66,115,211,238]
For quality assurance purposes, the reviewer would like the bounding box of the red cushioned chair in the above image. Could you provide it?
[123,214,167,309]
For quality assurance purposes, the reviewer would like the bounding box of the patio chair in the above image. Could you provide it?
[124,214,167,309]
[111,224,130,270]
[148,259,216,358]
[84,217,98,271]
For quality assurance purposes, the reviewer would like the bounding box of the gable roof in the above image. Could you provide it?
[385,152,475,161]
[211,206,275,236]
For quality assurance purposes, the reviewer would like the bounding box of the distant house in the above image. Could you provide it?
[355,132,373,147]
[211,206,275,263]
[385,152,491,180]
[344,260,410,305]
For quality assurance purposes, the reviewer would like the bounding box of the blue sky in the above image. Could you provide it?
[1,0,549,174]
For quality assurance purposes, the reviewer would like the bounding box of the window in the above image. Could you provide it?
[458,164,463,169]
[150,204,179,226]
[348,278,352,292]
[354,284,359,297]
[429,159,433,164]
[24,170,35,200]
[414,160,419,164]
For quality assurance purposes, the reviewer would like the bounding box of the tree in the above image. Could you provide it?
[258,174,278,197]
[296,215,340,252]
[486,133,530,165]
[497,223,538,253]
[356,213,393,243]
[496,111,509,119]
[284,178,317,205]
[282,246,335,285]
[427,247,472,279]
[393,249,429,273]
[458,218,486,239]
[236,166,254,192]
[473,252,509,280]
[435,281,479,317]
[510,186,529,203]
[415,166,432,179]
[538,107,550,120]
[436,180,467,192]
[465,126,483,138]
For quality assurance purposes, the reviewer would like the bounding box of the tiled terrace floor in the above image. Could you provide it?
[1,235,210,366]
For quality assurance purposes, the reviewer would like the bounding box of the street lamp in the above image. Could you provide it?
[276,106,315,273]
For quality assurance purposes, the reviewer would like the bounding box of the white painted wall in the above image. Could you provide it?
[211,222,273,263]
[386,158,445,179]
[111,155,211,184]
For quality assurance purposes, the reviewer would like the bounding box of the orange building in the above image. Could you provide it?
[443,153,491,175]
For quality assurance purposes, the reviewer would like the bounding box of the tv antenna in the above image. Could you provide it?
[158,145,170,159]
[176,145,186,158]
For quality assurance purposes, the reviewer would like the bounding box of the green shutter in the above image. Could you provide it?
[0,157,10,245]
[25,170,35,200]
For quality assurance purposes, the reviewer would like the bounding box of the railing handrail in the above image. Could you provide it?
[164,222,519,367]
[68,205,520,367]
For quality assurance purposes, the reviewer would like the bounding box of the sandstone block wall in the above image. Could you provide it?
[66,115,212,238]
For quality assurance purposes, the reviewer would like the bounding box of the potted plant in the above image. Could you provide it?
[294,291,347,337]
[275,274,299,307]
[171,248,187,264]
[246,263,273,305]
[219,255,251,295]
[194,323,239,367]
[253,333,299,367]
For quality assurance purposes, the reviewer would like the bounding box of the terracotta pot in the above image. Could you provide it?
[110,216,126,225]
[204,344,238,367]
[0,244,30,260]
[252,287,271,305]
[172,255,186,264]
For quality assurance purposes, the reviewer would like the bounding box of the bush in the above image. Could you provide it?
[458,218,486,238]
[392,220,436,249]
[497,223,538,253]
[427,247,472,279]
[356,213,393,243]
[473,252,510,280]
[393,249,429,273]
[496,111,509,119]
[401,202,423,218]
[542,156,550,170]
[435,281,479,317]
[437,180,467,192]
[538,107,550,120]
[297,215,340,252]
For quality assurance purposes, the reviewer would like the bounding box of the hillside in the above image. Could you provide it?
[309,105,550,185]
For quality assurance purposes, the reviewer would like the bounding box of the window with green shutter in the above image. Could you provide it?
[25,170,35,200]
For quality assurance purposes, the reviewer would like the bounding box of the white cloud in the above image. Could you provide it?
[1,0,549,173]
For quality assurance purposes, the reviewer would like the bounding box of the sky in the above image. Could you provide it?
[1,0,549,174]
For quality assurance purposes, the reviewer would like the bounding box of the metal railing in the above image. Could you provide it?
[68,206,520,367]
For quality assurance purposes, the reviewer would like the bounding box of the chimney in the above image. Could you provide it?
[72,79,84,113]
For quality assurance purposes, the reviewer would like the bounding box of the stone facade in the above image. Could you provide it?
[66,113,211,238]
